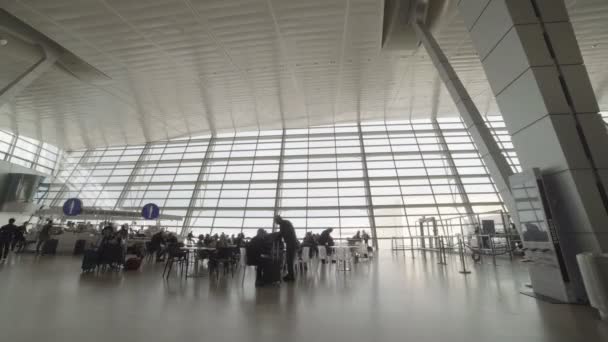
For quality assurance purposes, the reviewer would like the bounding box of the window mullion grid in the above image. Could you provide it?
[114,144,151,210]
[240,134,260,234]
[209,138,235,235]
[140,144,169,211]
[411,123,443,231]
[433,120,477,227]
[358,123,377,249]
[332,128,341,241]
[182,137,215,235]
[483,115,517,171]
[273,129,286,230]
[386,123,411,240]
[4,132,17,161]
[90,147,126,208]
[50,151,89,207]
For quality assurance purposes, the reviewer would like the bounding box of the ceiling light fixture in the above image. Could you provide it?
[0,38,8,46]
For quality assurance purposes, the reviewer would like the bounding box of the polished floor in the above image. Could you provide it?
[0,251,606,342]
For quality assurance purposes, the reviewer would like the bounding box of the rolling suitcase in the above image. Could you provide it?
[82,249,98,272]
[42,239,58,255]
[124,257,142,271]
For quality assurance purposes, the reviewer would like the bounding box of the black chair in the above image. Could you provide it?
[209,247,238,280]
[162,244,188,278]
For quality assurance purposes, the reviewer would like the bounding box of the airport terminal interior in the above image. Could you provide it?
[0,0,608,341]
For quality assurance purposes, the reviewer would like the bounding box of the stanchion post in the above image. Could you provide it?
[458,236,471,274]
[490,232,497,266]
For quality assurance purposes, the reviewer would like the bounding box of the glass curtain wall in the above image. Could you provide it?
[0,129,60,174]
[42,117,520,243]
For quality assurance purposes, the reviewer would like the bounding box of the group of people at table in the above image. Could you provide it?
[145,215,371,286]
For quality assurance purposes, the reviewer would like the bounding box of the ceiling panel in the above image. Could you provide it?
[0,0,606,150]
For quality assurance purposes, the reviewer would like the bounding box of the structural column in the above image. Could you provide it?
[180,136,215,236]
[272,129,286,232]
[357,123,378,250]
[413,23,518,227]
[458,0,608,298]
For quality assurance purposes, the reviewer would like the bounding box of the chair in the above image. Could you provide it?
[317,246,328,269]
[335,247,353,271]
[239,247,256,284]
[162,244,188,278]
[357,242,371,261]
[298,246,312,272]
[209,247,237,280]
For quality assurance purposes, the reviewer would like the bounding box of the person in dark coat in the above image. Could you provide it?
[247,229,268,286]
[36,219,53,254]
[150,231,166,262]
[0,218,18,260]
[318,228,335,259]
[274,215,298,282]
[11,221,28,252]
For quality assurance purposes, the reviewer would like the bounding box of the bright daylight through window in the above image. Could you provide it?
[42,116,520,247]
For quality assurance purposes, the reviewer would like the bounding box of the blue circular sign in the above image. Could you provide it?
[141,203,160,220]
[63,198,83,216]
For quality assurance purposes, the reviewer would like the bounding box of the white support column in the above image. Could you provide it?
[181,136,215,236]
[413,23,518,227]
[357,123,378,250]
[458,0,608,299]
[272,129,286,233]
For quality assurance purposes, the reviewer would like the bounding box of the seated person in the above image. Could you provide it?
[149,231,166,262]
[318,228,335,249]
[246,229,268,287]
[12,222,28,252]
[301,231,318,258]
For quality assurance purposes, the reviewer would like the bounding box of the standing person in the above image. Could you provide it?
[36,219,53,254]
[274,215,298,282]
[149,230,166,262]
[362,230,370,246]
[0,218,18,260]
[12,221,28,252]
[274,215,298,281]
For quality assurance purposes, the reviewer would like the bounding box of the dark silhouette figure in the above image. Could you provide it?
[275,215,298,282]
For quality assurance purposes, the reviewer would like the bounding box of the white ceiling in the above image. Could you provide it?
[0,0,606,150]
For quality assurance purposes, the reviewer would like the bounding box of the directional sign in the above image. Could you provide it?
[63,198,83,216]
[141,203,160,220]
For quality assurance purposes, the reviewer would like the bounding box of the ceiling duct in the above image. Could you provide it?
[0,9,111,84]
[381,0,453,54]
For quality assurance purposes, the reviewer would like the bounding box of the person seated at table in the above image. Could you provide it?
[318,228,335,251]
[246,229,268,287]
[301,232,318,258]
[165,233,179,245]
[187,231,195,244]
[217,234,230,248]
[150,231,166,262]
[353,231,361,240]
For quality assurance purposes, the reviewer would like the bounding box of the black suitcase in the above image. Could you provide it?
[82,249,98,272]
[42,239,58,255]
[73,240,87,255]
[261,241,283,284]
